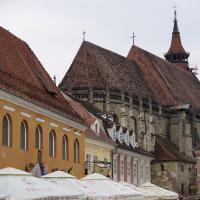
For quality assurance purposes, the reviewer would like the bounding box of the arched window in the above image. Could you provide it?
[2,114,11,146]
[49,130,56,157]
[130,117,137,142]
[20,120,28,150]
[74,139,79,163]
[62,135,68,160]
[35,126,42,149]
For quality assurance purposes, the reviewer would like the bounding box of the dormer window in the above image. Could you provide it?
[126,132,129,145]
[119,132,123,143]
[130,132,136,147]
[113,129,116,141]
[95,122,100,135]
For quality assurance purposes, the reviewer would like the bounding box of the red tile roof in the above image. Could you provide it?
[59,41,151,99]
[153,135,195,163]
[127,45,200,109]
[167,33,187,55]
[0,27,83,122]
[62,93,96,125]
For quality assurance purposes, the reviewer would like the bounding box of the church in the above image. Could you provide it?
[60,11,199,197]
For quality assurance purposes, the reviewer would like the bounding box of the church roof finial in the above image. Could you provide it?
[173,6,179,34]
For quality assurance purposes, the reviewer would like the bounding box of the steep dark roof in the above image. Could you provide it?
[127,45,200,109]
[59,41,151,99]
[0,27,83,122]
[153,135,196,163]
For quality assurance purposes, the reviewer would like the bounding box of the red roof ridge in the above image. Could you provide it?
[60,41,152,101]
[0,26,84,123]
[127,45,200,108]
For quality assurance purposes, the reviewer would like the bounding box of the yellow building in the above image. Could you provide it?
[85,128,115,177]
[61,94,115,176]
[0,27,87,178]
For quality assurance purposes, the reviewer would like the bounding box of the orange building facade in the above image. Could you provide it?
[0,26,87,178]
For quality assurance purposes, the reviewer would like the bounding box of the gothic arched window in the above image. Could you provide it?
[62,135,68,160]
[20,120,28,150]
[74,139,79,163]
[2,114,11,146]
[49,130,56,157]
[35,126,42,150]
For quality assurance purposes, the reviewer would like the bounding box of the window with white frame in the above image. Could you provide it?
[93,155,98,162]
[2,114,11,146]
[49,130,56,157]
[126,132,129,145]
[35,126,42,150]
[86,154,91,162]
[113,158,117,174]
[95,122,100,135]
[62,135,68,160]
[132,133,136,145]
[74,139,79,163]
[20,120,28,150]
[127,160,131,177]
[133,161,137,177]
[120,160,124,176]
[120,132,123,143]
[113,129,116,140]
[86,154,91,171]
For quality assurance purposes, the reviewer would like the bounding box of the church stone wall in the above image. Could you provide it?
[151,161,196,196]
[170,116,181,150]
[151,162,178,192]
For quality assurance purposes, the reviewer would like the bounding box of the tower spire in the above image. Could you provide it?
[173,9,179,33]
[164,9,190,70]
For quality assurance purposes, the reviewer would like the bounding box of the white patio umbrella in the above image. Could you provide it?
[120,182,157,200]
[42,171,110,200]
[139,182,178,200]
[0,167,77,200]
[82,173,143,200]
[42,171,86,199]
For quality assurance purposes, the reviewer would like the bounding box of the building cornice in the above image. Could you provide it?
[0,89,87,131]
[117,148,154,161]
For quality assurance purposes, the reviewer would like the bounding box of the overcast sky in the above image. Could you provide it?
[0,0,199,82]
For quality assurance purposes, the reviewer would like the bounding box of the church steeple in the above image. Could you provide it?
[173,10,179,33]
[164,10,190,70]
